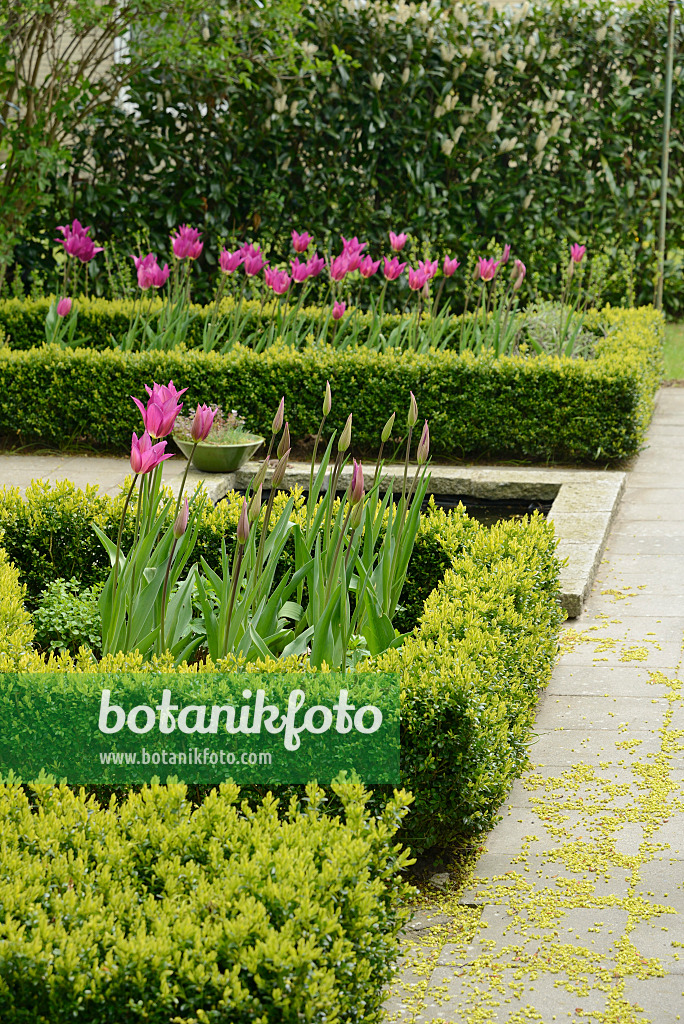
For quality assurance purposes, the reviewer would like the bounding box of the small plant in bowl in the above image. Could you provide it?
[173,405,264,472]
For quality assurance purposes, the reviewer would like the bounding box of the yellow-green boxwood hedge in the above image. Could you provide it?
[0,303,664,462]
[0,486,564,845]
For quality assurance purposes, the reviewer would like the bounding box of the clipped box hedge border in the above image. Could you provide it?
[0,487,564,847]
[0,305,663,462]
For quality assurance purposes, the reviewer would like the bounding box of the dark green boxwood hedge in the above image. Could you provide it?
[0,306,663,462]
[0,485,563,846]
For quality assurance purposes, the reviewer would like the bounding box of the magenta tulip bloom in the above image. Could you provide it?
[190,403,217,442]
[131,253,170,290]
[172,224,203,260]
[56,297,72,317]
[443,256,460,277]
[306,253,325,278]
[265,267,291,294]
[291,230,313,253]
[130,431,174,475]
[389,231,408,252]
[408,267,429,291]
[350,459,364,504]
[418,258,438,280]
[417,420,430,465]
[332,300,347,320]
[145,380,188,405]
[243,252,266,276]
[330,252,350,282]
[477,257,500,282]
[340,235,367,272]
[500,243,511,265]
[359,255,380,278]
[570,243,586,263]
[55,220,103,263]
[219,248,244,273]
[383,256,406,281]
[239,242,261,259]
[290,257,311,283]
[173,498,189,539]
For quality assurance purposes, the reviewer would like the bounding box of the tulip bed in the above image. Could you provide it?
[0,304,664,461]
[0,487,563,847]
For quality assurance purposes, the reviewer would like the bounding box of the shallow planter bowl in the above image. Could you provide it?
[174,435,264,473]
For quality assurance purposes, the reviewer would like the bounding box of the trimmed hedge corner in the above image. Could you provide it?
[0,305,663,462]
[0,486,563,846]
[0,780,414,1022]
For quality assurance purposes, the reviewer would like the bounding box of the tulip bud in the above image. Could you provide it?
[338,413,353,453]
[277,421,290,459]
[408,392,418,428]
[173,498,189,538]
[350,459,364,504]
[252,456,270,492]
[416,420,430,465]
[323,380,332,417]
[381,412,396,443]
[350,495,365,529]
[473,262,481,282]
[248,484,262,523]
[236,499,250,545]
[272,397,285,433]
[57,297,72,317]
[271,449,290,489]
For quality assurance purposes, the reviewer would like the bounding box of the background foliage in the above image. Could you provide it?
[8,0,684,314]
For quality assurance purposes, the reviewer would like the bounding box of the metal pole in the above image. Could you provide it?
[656,0,677,310]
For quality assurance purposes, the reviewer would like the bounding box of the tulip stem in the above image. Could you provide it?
[174,441,198,518]
[222,544,245,657]
[113,474,138,602]
[159,537,178,655]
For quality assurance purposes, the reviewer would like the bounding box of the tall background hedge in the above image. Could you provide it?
[9,0,684,314]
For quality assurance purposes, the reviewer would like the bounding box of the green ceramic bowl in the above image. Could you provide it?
[173,434,264,473]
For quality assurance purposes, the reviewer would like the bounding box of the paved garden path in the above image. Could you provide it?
[385,386,684,1023]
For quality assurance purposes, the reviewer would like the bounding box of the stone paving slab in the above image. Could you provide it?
[384,388,684,1023]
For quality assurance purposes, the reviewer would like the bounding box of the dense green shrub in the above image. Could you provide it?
[32,577,102,657]
[0,780,413,1022]
[0,490,563,845]
[13,0,684,314]
[0,306,664,461]
[0,547,34,660]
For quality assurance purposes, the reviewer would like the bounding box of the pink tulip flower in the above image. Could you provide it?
[408,266,429,291]
[341,235,367,272]
[243,252,266,276]
[477,257,500,282]
[417,420,430,465]
[359,255,381,278]
[130,253,170,290]
[383,256,406,281]
[265,267,291,294]
[350,459,364,504]
[56,297,72,317]
[306,253,326,278]
[145,380,188,405]
[190,403,217,442]
[389,231,408,252]
[290,257,311,283]
[172,224,203,260]
[219,248,244,273]
[239,242,262,259]
[130,431,174,475]
[570,243,586,263]
[330,252,350,282]
[443,256,460,277]
[500,243,511,265]
[173,498,189,539]
[55,220,103,263]
[332,300,347,320]
[512,259,527,291]
[418,258,439,279]
[291,230,313,253]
